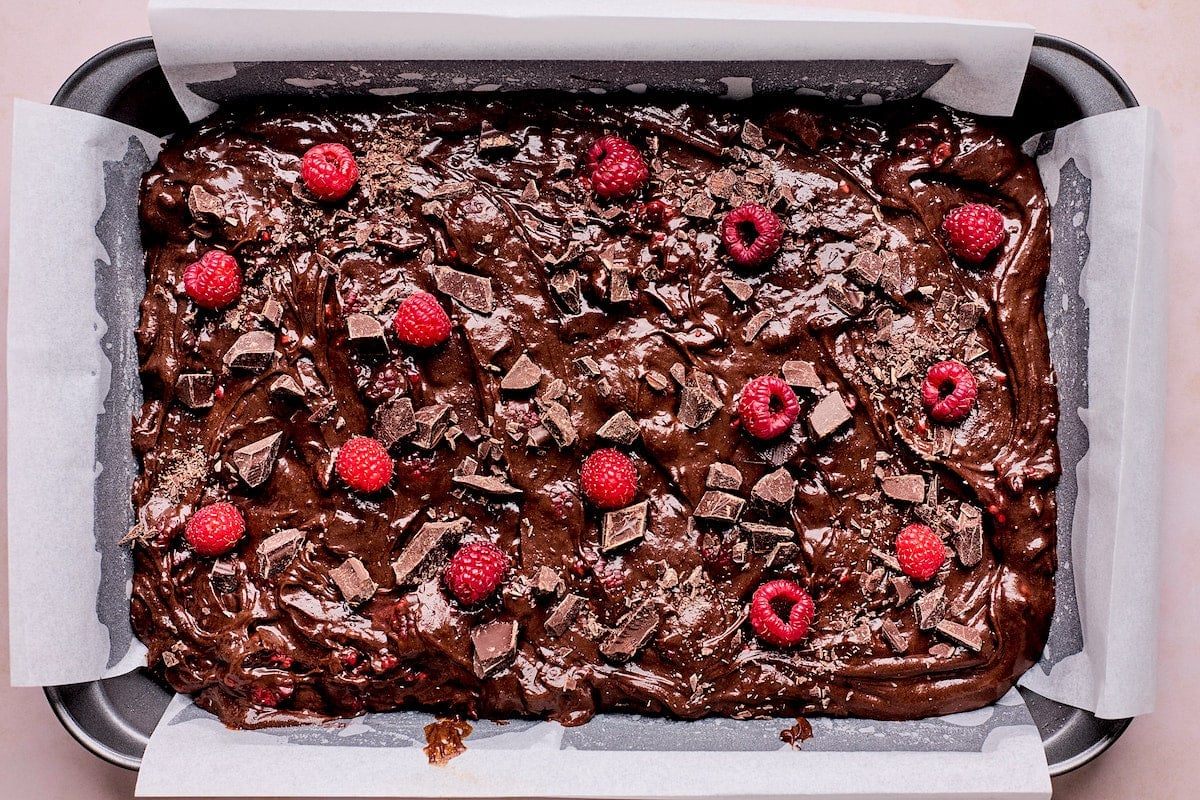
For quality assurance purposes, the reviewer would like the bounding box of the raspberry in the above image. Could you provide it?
[920,360,978,424]
[721,204,785,268]
[585,135,649,199]
[300,143,359,201]
[749,579,815,647]
[183,250,242,310]
[443,540,509,605]
[184,502,245,557]
[335,436,394,493]
[895,523,945,582]
[580,448,638,510]
[737,376,799,439]
[393,292,452,349]
[941,203,1005,263]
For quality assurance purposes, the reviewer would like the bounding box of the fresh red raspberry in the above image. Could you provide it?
[393,291,452,348]
[183,250,242,310]
[585,135,649,199]
[920,360,978,423]
[737,375,799,439]
[580,448,638,509]
[749,579,815,647]
[721,203,785,268]
[184,502,245,557]
[895,523,946,582]
[336,436,394,493]
[443,540,509,605]
[941,203,1005,263]
[300,142,360,201]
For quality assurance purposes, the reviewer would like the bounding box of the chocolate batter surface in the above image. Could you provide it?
[131,95,1057,729]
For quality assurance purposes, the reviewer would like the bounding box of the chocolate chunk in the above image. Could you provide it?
[958,301,984,330]
[706,169,739,199]
[928,643,957,658]
[751,467,795,511]
[743,310,775,343]
[210,559,238,594]
[428,181,474,199]
[780,360,822,391]
[873,308,895,343]
[964,333,990,362]
[953,504,984,568]
[532,565,564,596]
[346,313,387,353]
[550,270,583,315]
[694,491,745,524]
[600,601,660,663]
[472,620,519,678]
[677,372,723,429]
[478,122,517,154]
[846,251,884,286]
[766,541,802,569]
[914,586,947,630]
[935,620,983,652]
[306,397,337,424]
[705,462,743,491]
[827,281,865,316]
[222,331,275,372]
[187,184,223,221]
[670,363,688,386]
[231,432,282,488]
[881,619,909,654]
[500,353,542,392]
[881,474,927,504]
[890,575,914,605]
[742,522,794,553]
[434,266,494,313]
[722,277,755,303]
[682,193,717,218]
[296,359,326,395]
[392,516,471,585]
[537,400,577,448]
[520,180,539,202]
[374,396,416,448]
[452,473,523,497]
[741,120,767,150]
[176,373,215,409]
[608,265,634,305]
[330,557,377,607]
[260,298,284,328]
[545,594,585,637]
[644,370,671,392]
[808,390,853,439]
[412,403,453,449]
[601,500,648,552]
[539,378,567,403]
[256,529,306,578]
[574,355,601,378]
[527,424,551,448]
[596,411,640,445]
[870,547,903,573]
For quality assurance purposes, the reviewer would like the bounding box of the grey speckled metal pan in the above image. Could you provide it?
[43,34,1136,776]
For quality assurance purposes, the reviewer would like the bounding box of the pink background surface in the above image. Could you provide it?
[1,1,1196,798]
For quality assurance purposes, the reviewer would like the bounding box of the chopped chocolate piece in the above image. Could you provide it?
[742,522,794,553]
[520,180,539,202]
[870,547,903,573]
[539,400,577,448]
[527,424,551,448]
[260,298,284,328]
[846,251,884,286]
[296,359,326,395]
[706,462,743,491]
[210,559,238,594]
[477,122,517,153]
[928,643,957,658]
[545,594,585,637]
[644,370,672,392]
[682,193,717,218]
[609,265,634,303]
[472,620,519,678]
[539,378,567,403]
[550,269,583,315]
[532,565,564,596]
[741,120,767,150]
[678,372,723,429]
[751,467,795,511]
[957,301,983,330]
[964,334,990,362]
[500,353,542,392]
[412,403,453,449]
[890,575,915,605]
[914,586,947,630]
[766,541,802,569]
[231,432,282,488]
[669,363,688,386]
[573,355,601,378]
[454,457,480,477]
[881,619,909,654]
[601,500,648,552]
[706,169,739,199]
[392,516,471,585]
[953,504,985,568]
[881,474,927,504]
[222,331,275,372]
[600,601,660,663]
[306,397,337,424]
[827,281,865,316]
[596,411,640,445]
[428,181,474,199]
[694,491,745,524]
[808,391,853,439]
[176,373,216,409]
[743,310,775,343]
[781,360,822,390]
[722,277,755,303]
[935,620,983,652]
[434,266,494,313]
[873,307,895,343]
[346,313,387,353]
[374,395,416,448]
[452,473,524,497]
[330,557,377,607]
[187,184,223,221]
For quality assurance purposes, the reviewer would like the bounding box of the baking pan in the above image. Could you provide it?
[42,34,1136,776]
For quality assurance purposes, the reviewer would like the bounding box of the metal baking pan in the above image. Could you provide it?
[43,34,1136,776]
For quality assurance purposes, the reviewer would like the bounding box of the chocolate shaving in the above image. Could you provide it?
[609,265,634,303]
[780,360,822,390]
[453,473,524,497]
[677,371,723,429]
[694,491,745,524]
[596,411,640,445]
[330,557,377,607]
[176,373,215,409]
[953,504,984,568]
[808,390,853,439]
[374,396,416,448]
[545,593,585,637]
[222,331,275,372]
[721,277,755,303]
[260,298,284,328]
[231,432,282,488]
[434,266,494,313]
[256,529,306,578]
[600,601,660,663]
[392,517,471,585]
[881,474,927,504]
[935,620,983,652]
[742,522,794,553]
[549,269,583,315]
[914,586,947,630]
[743,310,775,343]
[602,500,648,552]
[751,467,795,512]
[472,620,519,678]
[539,400,577,448]
[413,403,453,449]
[705,462,743,491]
[346,313,388,353]
[881,619,910,654]
[500,353,542,392]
